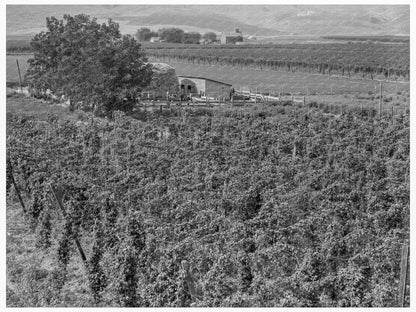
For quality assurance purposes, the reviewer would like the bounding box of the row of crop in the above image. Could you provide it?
[7,106,409,307]
[143,43,409,80]
[7,38,409,77]
[142,42,409,53]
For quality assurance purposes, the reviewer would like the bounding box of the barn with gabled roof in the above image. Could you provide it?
[177,75,233,100]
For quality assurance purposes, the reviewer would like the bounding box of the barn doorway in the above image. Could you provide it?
[180,79,198,96]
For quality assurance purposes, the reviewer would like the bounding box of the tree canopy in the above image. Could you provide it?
[182,32,201,44]
[159,27,185,43]
[203,32,217,42]
[25,14,153,117]
[136,27,158,42]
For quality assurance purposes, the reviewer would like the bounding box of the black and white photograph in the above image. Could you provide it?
[3,1,412,308]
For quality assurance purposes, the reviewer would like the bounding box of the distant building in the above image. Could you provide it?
[178,76,233,99]
[220,28,243,44]
[150,37,163,43]
[199,38,214,45]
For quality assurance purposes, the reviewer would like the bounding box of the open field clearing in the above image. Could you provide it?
[151,59,409,96]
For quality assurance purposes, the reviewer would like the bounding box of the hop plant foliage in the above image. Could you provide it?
[6,104,409,307]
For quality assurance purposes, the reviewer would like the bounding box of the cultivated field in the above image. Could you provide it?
[8,54,409,98]
[6,95,410,307]
[6,5,410,308]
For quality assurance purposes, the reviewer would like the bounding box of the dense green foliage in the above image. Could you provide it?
[7,104,409,307]
[135,27,159,41]
[24,14,153,117]
[143,42,410,80]
[203,32,217,42]
[159,27,185,43]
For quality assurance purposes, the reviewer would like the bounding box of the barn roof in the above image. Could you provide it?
[178,75,233,86]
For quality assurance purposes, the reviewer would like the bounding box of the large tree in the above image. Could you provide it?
[25,14,153,117]
[159,27,184,43]
[203,32,217,42]
[182,32,201,44]
[135,27,158,41]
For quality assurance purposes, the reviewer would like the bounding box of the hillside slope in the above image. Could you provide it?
[6,5,409,39]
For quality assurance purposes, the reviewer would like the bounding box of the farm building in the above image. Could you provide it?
[178,76,233,99]
[150,36,163,43]
[220,28,243,44]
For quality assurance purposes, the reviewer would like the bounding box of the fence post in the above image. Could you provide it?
[398,244,409,307]
[303,96,306,107]
[291,94,294,105]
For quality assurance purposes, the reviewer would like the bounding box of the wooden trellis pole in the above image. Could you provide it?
[49,185,87,264]
[379,82,383,116]
[7,160,26,214]
[398,244,409,307]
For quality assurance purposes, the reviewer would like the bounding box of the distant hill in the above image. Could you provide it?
[6,5,409,39]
